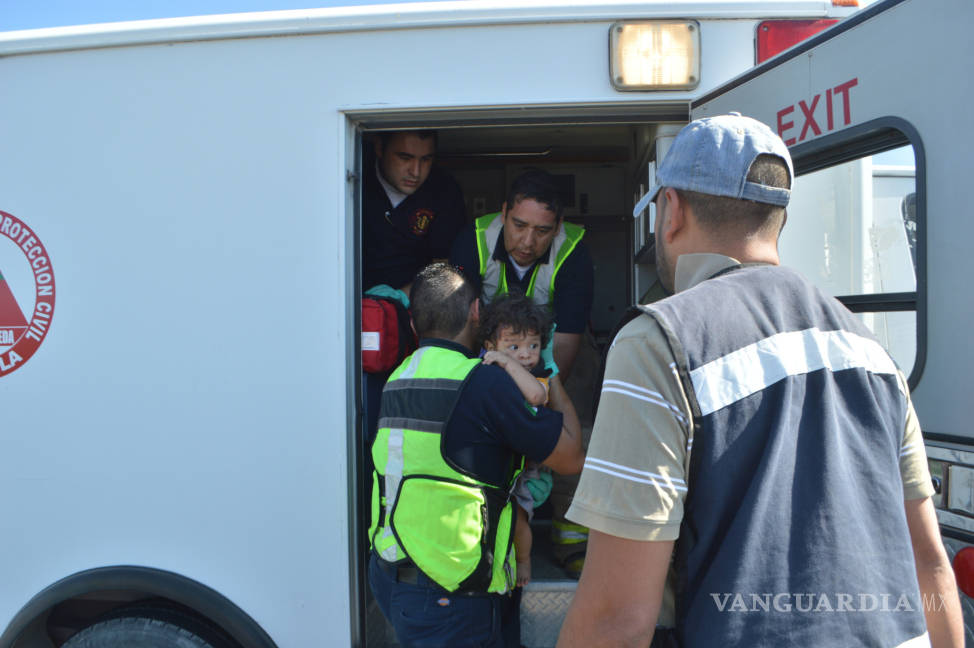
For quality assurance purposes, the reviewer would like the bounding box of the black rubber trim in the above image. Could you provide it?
[940,527,974,546]
[837,292,916,313]
[924,432,974,448]
[788,118,913,176]
[789,117,927,391]
[0,566,277,648]
[693,0,908,109]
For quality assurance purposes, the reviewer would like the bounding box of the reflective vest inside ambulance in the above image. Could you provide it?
[474,212,584,307]
[369,345,522,593]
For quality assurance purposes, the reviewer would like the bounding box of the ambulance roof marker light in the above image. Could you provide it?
[609,20,700,92]
[756,19,841,64]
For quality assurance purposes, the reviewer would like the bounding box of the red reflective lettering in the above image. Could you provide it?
[826,88,834,131]
[798,95,822,141]
[833,78,858,126]
[777,105,796,146]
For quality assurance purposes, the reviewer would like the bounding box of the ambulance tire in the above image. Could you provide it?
[63,605,239,648]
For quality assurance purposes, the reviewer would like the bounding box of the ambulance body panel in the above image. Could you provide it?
[3,0,965,646]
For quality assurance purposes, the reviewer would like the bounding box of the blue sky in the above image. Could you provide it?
[1,0,425,31]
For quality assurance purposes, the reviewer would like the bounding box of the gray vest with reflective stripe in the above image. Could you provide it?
[643,264,927,648]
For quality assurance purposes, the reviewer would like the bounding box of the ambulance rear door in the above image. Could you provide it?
[686,0,974,603]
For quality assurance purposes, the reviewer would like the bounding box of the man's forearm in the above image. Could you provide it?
[557,533,672,648]
[547,375,580,442]
[906,497,964,648]
[917,557,964,648]
[553,332,582,380]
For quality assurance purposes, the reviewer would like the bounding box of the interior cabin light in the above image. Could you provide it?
[610,21,700,91]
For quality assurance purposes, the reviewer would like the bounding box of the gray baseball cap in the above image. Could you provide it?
[649,113,794,207]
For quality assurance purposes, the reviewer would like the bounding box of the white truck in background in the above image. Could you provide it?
[1,0,971,646]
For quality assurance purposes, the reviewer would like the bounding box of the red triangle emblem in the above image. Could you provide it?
[0,269,28,347]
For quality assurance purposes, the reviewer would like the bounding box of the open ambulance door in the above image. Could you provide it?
[681,0,974,620]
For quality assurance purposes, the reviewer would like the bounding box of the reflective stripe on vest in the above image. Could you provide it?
[474,212,584,308]
[373,348,427,563]
[369,345,521,594]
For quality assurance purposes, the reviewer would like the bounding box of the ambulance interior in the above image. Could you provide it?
[358,119,919,579]
[357,120,672,583]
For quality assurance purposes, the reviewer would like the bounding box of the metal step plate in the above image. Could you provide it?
[521,580,578,648]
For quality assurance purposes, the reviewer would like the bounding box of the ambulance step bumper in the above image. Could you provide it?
[521,580,578,647]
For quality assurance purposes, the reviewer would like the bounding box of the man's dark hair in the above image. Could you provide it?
[505,169,564,221]
[377,130,438,148]
[674,154,792,239]
[410,263,477,338]
[477,292,553,350]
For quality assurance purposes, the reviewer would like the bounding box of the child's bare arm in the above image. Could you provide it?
[483,350,547,405]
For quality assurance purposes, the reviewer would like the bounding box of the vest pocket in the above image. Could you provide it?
[390,475,489,592]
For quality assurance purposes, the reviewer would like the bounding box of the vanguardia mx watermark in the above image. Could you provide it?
[710,593,949,613]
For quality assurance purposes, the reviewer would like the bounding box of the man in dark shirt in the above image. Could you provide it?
[368,263,584,648]
[363,130,466,294]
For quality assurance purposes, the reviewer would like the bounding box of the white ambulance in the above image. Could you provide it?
[1,0,970,646]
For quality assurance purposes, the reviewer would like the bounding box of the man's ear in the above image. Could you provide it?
[660,187,687,244]
[469,297,481,324]
[500,202,508,219]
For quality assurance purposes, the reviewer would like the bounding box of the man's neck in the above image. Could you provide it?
[375,162,409,208]
[427,329,475,353]
[507,255,533,279]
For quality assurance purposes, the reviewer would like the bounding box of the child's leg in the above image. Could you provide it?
[514,505,532,587]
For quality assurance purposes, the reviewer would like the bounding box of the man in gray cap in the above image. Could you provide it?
[557,114,962,647]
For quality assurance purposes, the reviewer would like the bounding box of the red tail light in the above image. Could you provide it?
[756,19,840,63]
[953,547,974,598]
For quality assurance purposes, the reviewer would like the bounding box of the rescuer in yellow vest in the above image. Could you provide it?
[450,169,595,578]
[368,262,584,648]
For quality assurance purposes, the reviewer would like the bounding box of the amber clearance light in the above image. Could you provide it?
[610,21,700,91]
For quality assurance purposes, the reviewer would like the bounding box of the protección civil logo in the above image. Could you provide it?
[0,210,55,377]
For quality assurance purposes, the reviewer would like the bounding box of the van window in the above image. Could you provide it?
[780,143,920,378]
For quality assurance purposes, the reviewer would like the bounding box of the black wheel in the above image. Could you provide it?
[63,604,238,648]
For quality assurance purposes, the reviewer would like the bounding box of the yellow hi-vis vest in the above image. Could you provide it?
[474,212,585,307]
[369,345,522,594]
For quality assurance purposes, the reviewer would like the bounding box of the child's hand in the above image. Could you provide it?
[482,350,509,368]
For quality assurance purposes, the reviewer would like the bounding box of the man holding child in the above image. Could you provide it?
[367,263,584,648]
[450,168,596,577]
